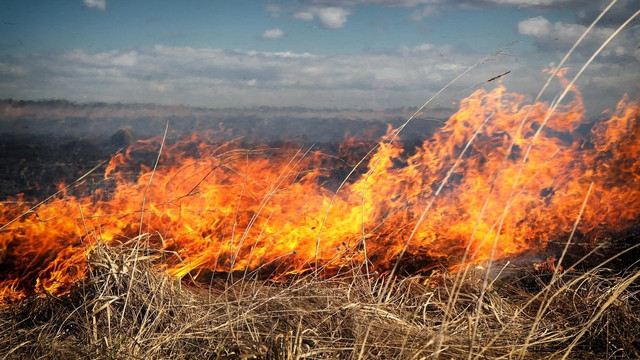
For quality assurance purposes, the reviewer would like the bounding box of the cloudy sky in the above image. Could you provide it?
[0,0,638,115]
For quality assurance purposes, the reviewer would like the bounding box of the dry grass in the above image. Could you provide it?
[1,237,638,359]
[2,4,639,360]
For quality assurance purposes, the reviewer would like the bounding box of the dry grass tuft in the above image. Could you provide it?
[1,238,638,359]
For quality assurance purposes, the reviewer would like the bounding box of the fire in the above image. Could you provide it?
[533,256,566,272]
[1,79,639,304]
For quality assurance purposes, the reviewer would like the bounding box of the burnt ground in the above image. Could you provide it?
[0,112,439,200]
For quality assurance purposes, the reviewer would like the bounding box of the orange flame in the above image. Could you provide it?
[1,80,639,303]
[533,256,566,272]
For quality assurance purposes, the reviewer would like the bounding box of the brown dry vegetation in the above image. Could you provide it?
[1,237,639,359]
[3,6,639,359]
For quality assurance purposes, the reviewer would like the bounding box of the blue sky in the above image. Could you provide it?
[0,2,535,54]
[0,0,638,114]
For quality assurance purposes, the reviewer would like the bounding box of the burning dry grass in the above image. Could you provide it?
[1,238,639,359]
[2,3,640,359]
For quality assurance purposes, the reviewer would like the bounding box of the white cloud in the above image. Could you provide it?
[83,0,106,10]
[148,80,172,93]
[303,0,586,8]
[300,0,621,17]
[261,28,285,39]
[294,11,315,21]
[287,0,616,26]
[63,49,139,68]
[411,43,436,53]
[0,62,27,77]
[0,44,636,115]
[517,16,639,60]
[301,0,443,6]
[315,7,351,29]
[518,16,552,37]
[293,7,351,29]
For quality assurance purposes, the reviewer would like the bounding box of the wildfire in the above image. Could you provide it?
[1,79,639,304]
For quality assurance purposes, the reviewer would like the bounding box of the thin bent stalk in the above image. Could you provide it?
[121,119,169,326]
[468,6,639,359]
[518,182,594,358]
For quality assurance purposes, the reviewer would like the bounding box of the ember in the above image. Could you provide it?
[1,74,639,304]
[533,256,563,272]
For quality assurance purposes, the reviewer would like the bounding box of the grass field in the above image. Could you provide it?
[2,239,639,359]
[1,4,639,360]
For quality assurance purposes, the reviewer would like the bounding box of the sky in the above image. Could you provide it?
[0,0,638,116]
